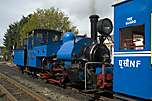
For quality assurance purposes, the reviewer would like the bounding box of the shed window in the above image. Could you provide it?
[120,25,145,50]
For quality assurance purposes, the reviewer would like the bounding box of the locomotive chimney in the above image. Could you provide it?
[89,15,99,41]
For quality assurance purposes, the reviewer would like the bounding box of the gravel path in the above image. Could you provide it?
[0,63,94,101]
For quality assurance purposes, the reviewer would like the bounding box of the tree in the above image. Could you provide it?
[4,7,78,49]
[20,8,78,42]
[3,22,19,50]
[3,15,29,49]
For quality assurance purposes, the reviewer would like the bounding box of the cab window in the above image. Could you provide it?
[36,32,48,46]
[50,32,60,42]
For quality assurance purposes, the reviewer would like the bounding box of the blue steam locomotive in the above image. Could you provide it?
[13,0,152,100]
[13,15,113,91]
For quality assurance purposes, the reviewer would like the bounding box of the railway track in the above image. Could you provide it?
[0,84,17,101]
[0,63,115,101]
[0,73,49,101]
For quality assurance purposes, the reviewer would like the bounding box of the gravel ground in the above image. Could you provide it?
[0,63,95,101]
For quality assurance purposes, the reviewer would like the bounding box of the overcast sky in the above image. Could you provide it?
[0,0,114,46]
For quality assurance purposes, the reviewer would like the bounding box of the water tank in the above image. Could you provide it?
[62,32,75,43]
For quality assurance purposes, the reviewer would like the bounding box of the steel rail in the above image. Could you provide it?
[0,84,17,101]
[0,73,48,101]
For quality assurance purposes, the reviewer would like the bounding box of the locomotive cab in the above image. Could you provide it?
[27,29,62,68]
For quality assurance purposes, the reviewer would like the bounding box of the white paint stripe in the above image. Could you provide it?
[114,54,151,57]
[114,51,151,54]
[151,14,152,64]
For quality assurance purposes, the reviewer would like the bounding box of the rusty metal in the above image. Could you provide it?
[0,73,48,101]
[0,84,17,101]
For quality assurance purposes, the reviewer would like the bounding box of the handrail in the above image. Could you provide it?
[84,62,111,90]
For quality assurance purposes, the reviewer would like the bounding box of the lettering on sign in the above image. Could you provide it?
[126,17,136,25]
[119,59,141,69]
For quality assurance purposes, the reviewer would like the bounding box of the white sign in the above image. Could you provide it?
[119,58,141,69]
[126,17,136,25]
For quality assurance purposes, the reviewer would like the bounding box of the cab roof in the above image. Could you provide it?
[28,29,62,35]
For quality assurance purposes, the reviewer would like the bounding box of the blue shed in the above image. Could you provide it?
[113,0,152,99]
